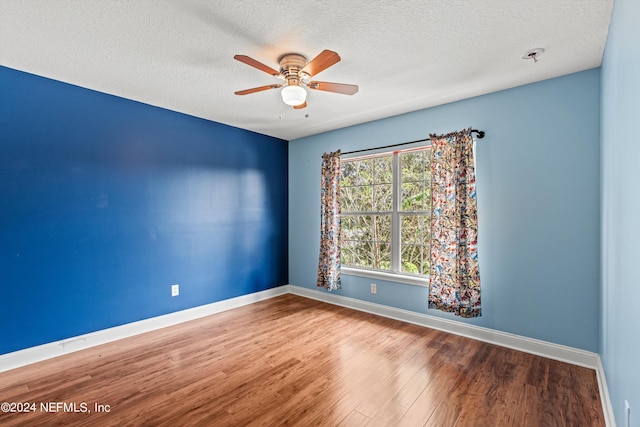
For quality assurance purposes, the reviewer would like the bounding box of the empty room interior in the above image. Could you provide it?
[0,1,638,426]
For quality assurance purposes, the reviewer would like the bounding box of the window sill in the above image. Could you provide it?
[341,267,429,287]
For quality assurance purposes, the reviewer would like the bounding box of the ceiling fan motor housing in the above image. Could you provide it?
[278,53,308,86]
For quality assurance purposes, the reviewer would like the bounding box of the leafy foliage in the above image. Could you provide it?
[341,149,431,275]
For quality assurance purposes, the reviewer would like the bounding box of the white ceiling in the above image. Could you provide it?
[0,0,613,141]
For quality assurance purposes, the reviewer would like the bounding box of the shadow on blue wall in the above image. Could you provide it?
[0,66,288,354]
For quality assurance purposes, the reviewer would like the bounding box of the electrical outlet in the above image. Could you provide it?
[171,284,179,297]
[370,283,377,294]
[625,400,630,427]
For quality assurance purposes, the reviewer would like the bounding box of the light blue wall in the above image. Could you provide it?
[290,69,601,352]
[601,0,640,424]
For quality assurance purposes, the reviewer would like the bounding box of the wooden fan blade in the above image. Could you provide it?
[234,55,280,77]
[300,50,340,77]
[293,101,307,110]
[308,81,358,95]
[234,84,281,95]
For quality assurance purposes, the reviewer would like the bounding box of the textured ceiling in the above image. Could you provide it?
[0,0,613,141]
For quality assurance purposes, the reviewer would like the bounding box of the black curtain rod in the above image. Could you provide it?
[340,129,485,156]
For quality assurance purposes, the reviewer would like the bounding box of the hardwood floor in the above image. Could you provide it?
[0,294,604,426]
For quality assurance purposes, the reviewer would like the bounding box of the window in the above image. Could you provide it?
[340,147,431,279]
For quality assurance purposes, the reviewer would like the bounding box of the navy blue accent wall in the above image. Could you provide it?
[0,66,288,355]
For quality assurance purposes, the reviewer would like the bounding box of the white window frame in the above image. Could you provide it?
[340,146,431,287]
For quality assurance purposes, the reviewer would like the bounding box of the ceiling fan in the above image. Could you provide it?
[233,49,358,109]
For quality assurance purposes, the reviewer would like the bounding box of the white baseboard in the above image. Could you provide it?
[0,286,288,373]
[595,355,617,427]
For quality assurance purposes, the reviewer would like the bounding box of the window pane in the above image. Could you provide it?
[355,159,373,186]
[423,185,432,210]
[401,244,431,275]
[341,162,356,187]
[401,182,425,211]
[374,215,391,243]
[401,151,430,180]
[376,243,391,270]
[357,215,373,241]
[341,242,354,265]
[341,186,356,213]
[401,150,431,212]
[421,246,431,275]
[354,241,373,268]
[422,219,431,247]
[374,156,393,184]
[401,244,422,274]
[341,215,355,241]
[401,152,424,182]
[354,185,373,212]
[373,184,392,211]
[401,215,421,244]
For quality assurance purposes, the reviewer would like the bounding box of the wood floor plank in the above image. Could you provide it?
[455,346,528,427]
[395,363,461,426]
[425,344,502,427]
[390,339,447,409]
[0,294,605,426]
[513,383,546,427]
[366,399,409,427]
[338,410,371,427]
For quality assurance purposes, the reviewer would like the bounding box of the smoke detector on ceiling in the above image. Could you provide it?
[522,48,545,63]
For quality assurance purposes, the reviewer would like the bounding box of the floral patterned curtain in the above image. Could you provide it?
[429,128,481,317]
[317,150,342,291]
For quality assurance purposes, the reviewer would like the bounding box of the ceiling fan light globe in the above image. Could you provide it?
[281,85,307,106]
